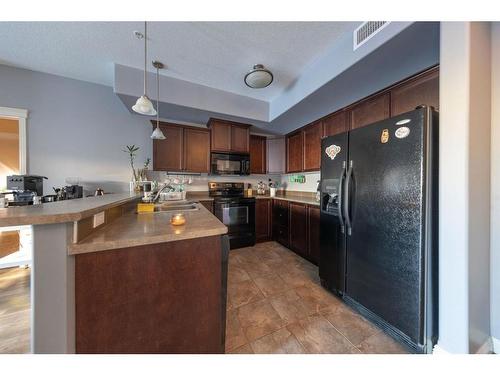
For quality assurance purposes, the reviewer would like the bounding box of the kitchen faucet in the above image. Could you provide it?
[151,183,175,202]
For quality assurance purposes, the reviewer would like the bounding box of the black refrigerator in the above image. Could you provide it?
[319,106,438,353]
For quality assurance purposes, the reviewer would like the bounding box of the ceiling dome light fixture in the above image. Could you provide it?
[151,61,166,140]
[132,22,157,116]
[244,64,273,89]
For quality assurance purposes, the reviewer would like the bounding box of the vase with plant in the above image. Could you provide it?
[123,145,141,193]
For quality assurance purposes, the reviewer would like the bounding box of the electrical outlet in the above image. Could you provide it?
[93,211,105,228]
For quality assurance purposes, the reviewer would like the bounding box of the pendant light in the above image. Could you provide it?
[132,22,157,116]
[151,61,166,140]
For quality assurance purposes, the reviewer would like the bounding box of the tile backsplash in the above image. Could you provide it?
[147,171,282,192]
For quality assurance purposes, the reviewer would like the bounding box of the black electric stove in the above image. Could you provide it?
[208,182,255,249]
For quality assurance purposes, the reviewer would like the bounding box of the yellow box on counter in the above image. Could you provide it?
[137,203,155,213]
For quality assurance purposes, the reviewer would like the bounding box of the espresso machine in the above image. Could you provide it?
[6,175,47,206]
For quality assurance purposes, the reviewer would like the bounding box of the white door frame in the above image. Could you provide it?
[0,106,28,174]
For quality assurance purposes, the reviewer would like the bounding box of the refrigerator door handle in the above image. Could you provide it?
[338,161,346,233]
[344,160,353,236]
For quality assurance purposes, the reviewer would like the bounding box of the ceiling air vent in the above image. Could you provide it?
[353,21,390,50]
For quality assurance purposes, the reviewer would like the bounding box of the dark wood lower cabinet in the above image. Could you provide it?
[289,202,308,258]
[75,236,226,353]
[199,200,214,213]
[255,199,271,242]
[272,200,289,247]
[270,199,320,265]
[307,205,320,265]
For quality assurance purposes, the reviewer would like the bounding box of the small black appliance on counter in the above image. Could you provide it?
[65,185,84,199]
[6,175,47,206]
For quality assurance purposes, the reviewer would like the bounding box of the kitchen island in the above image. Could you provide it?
[0,194,228,353]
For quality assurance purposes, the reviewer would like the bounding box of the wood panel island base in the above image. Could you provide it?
[76,235,228,354]
[0,194,228,354]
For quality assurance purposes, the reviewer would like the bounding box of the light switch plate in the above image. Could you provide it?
[93,211,105,228]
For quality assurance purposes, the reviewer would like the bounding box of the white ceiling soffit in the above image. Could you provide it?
[0,21,414,124]
[113,22,414,123]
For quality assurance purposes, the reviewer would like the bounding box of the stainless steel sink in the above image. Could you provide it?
[154,201,199,212]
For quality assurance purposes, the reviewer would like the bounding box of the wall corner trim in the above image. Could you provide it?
[476,337,493,354]
[492,337,500,354]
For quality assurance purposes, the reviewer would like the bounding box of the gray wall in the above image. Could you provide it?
[0,64,153,195]
[491,22,500,347]
[467,22,491,353]
[438,22,492,354]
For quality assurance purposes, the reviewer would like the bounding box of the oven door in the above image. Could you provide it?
[214,198,255,249]
[211,153,250,175]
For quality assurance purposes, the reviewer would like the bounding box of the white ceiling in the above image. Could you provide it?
[0,21,358,102]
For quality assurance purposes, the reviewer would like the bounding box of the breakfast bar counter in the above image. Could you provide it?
[0,194,229,354]
[68,203,227,254]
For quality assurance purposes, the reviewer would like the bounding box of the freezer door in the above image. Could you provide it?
[345,108,429,345]
[319,133,348,295]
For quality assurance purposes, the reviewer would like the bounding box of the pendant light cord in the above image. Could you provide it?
[144,21,147,96]
[156,64,160,129]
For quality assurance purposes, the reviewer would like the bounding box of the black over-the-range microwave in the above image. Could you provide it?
[210,152,250,175]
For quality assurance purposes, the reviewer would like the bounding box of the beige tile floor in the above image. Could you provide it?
[0,242,409,354]
[0,267,30,354]
[225,241,410,354]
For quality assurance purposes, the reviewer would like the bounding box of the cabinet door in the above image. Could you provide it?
[231,126,250,153]
[249,135,266,174]
[286,131,304,173]
[303,121,321,171]
[391,68,439,116]
[307,205,320,265]
[183,128,210,173]
[272,200,289,247]
[267,137,285,174]
[289,202,308,258]
[323,110,348,137]
[350,92,390,130]
[255,199,271,242]
[210,121,232,152]
[153,125,183,171]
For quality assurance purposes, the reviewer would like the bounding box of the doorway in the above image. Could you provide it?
[0,107,31,353]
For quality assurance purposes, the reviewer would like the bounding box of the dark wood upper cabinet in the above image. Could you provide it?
[152,121,210,173]
[286,131,304,173]
[183,128,210,173]
[303,121,322,171]
[207,118,251,154]
[289,202,308,258]
[153,124,183,172]
[255,198,272,242]
[307,205,320,265]
[231,126,250,153]
[322,110,348,137]
[350,92,391,130]
[249,135,267,174]
[208,119,232,152]
[391,67,439,116]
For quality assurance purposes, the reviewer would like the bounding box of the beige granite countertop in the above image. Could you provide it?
[68,203,228,255]
[0,193,140,227]
[252,194,320,206]
[187,191,319,206]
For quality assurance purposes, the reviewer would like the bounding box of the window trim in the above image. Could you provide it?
[0,106,28,174]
